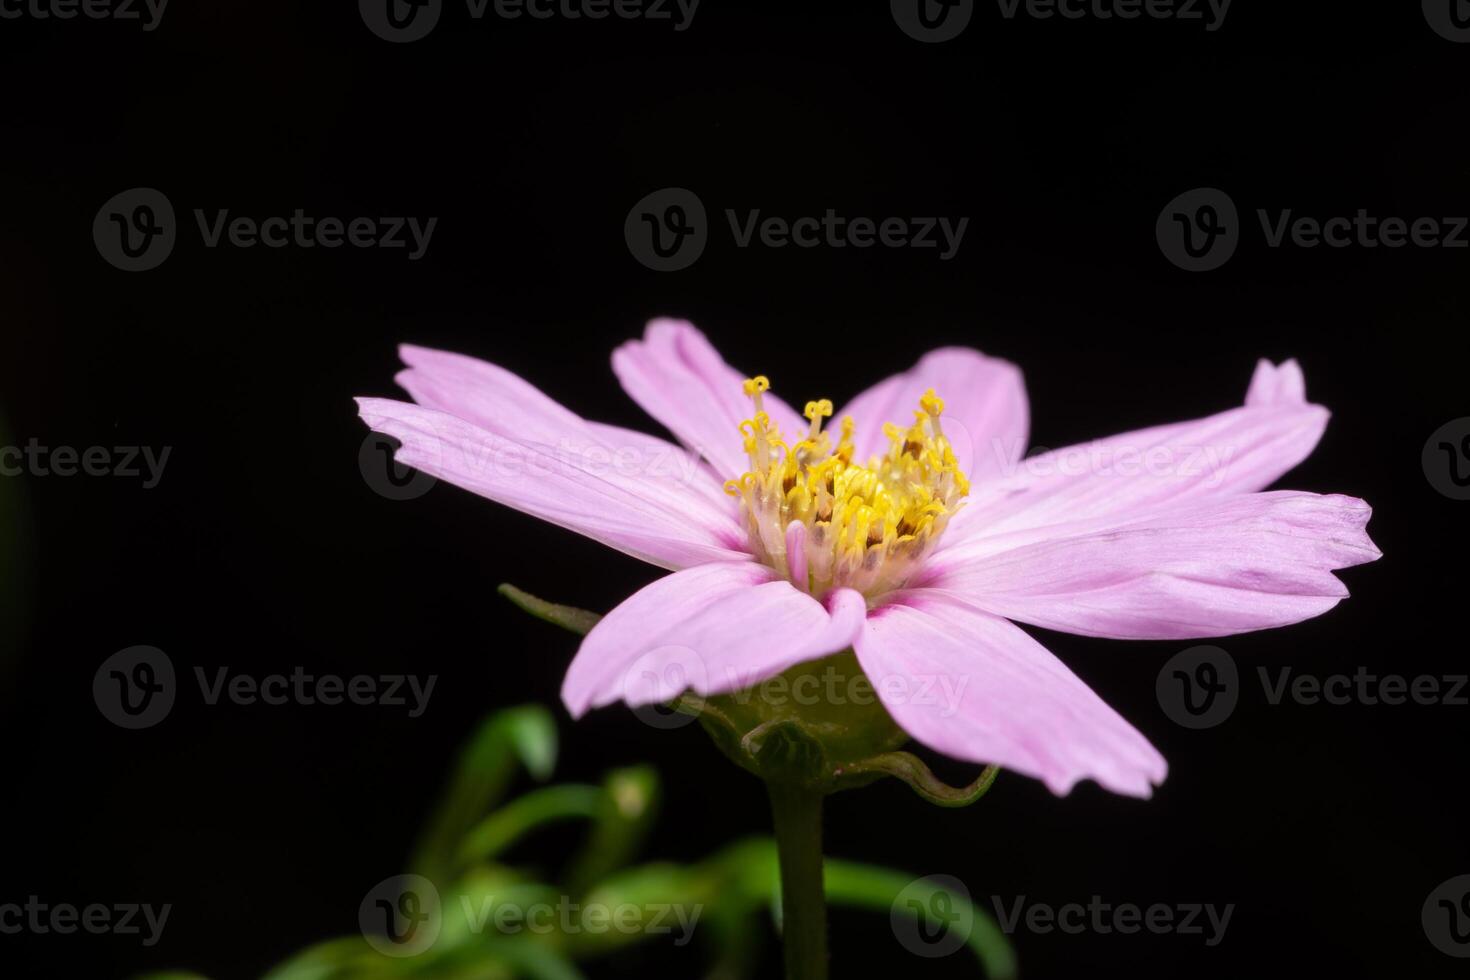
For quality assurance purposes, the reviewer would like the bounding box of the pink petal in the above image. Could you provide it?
[1245,358,1307,406]
[562,563,866,716]
[834,347,1029,482]
[396,344,731,512]
[922,491,1380,640]
[396,344,585,445]
[357,397,750,570]
[785,520,809,594]
[853,590,1167,797]
[947,360,1328,546]
[611,319,805,479]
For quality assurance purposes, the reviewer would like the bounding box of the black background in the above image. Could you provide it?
[2,1,1467,977]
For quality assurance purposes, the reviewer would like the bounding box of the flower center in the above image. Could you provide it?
[723,376,970,600]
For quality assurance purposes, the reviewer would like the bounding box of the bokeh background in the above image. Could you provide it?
[1,2,1467,976]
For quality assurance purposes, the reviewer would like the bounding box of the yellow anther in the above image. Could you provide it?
[803,399,833,422]
[919,388,946,439]
[803,398,834,441]
[730,376,966,599]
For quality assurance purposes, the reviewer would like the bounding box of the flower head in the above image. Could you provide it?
[358,319,1379,798]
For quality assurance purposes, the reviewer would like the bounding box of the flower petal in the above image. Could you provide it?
[852,590,1167,797]
[946,360,1328,545]
[396,344,732,512]
[356,397,749,570]
[834,347,1028,482]
[561,563,866,717]
[611,319,805,479]
[922,491,1380,640]
[1245,357,1307,407]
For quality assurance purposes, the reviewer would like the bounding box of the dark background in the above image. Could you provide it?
[1,1,1467,976]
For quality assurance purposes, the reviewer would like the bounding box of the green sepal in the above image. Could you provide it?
[839,752,1000,807]
[498,583,601,635]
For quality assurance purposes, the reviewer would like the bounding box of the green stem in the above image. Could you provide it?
[767,781,828,980]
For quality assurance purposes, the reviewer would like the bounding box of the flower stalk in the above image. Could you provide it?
[767,780,828,980]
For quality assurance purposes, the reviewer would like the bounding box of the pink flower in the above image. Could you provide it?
[357,319,1379,798]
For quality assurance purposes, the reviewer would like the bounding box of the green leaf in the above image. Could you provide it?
[565,765,661,892]
[704,838,1017,979]
[824,858,1018,979]
[498,584,602,636]
[412,706,560,880]
[457,784,604,865]
[260,935,392,980]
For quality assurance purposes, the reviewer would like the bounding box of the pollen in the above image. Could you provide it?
[723,378,969,599]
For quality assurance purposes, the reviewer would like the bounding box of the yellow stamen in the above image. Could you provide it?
[803,399,833,439]
[919,387,945,439]
[727,378,969,598]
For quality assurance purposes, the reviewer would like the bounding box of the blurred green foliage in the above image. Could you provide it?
[138,705,1015,979]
